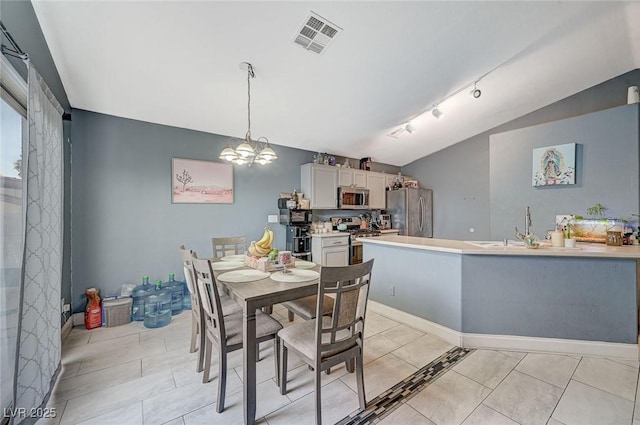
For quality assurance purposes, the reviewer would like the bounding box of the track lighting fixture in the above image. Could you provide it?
[431,106,443,119]
[405,123,415,133]
[470,82,481,99]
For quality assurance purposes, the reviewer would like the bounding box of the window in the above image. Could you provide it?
[0,55,26,419]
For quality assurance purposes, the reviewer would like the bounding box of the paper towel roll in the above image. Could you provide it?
[551,231,565,247]
[628,86,639,104]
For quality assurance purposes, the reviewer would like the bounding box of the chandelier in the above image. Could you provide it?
[219,62,277,166]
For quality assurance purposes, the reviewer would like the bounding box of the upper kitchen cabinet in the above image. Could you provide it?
[367,172,386,209]
[338,169,366,188]
[301,164,338,209]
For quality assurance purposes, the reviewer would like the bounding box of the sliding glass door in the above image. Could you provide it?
[1,97,25,420]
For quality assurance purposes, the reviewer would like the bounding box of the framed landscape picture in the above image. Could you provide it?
[172,158,233,204]
[532,143,576,187]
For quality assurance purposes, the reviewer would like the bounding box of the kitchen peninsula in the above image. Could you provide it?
[361,235,639,360]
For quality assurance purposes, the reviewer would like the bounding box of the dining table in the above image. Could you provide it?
[212,257,321,425]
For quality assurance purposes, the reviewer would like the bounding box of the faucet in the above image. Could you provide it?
[514,206,532,240]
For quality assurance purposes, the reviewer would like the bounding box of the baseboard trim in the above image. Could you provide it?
[368,301,462,346]
[61,316,74,343]
[463,333,638,360]
[368,301,638,361]
[72,312,84,327]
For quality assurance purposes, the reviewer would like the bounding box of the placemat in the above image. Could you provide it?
[211,261,245,271]
[294,260,317,269]
[270,269,320,283]
[220,254,246,262]
[217,269,270,283]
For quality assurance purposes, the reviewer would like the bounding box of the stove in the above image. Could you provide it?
[330,216,381,264]
[348,229,381,238]
[330,216,381,240]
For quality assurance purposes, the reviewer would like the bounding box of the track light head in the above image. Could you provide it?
[470,82,481,99]
[405,123,415,134]
[432,106,443,119]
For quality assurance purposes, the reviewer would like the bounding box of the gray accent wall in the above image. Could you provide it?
[365,243,462,331]
[402,69,640,240]
[490,104,639,239]
[461,255,637,344]
[70,110,316,310]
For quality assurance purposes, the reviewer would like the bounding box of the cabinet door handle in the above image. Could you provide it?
[418,196,424,232]
[333,241,343,245]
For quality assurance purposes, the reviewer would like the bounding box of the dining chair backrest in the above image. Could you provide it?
[315,259,374,362]
[178,245,198,298]
[212,236,247,259]
[192,258,227,344]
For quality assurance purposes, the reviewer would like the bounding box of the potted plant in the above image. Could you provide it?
[558,216,577,248]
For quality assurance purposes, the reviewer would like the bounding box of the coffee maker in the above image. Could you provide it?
[279,206,312,261]
[379,214,391,230]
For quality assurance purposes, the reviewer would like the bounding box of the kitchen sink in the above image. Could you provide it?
[464,240,525,248]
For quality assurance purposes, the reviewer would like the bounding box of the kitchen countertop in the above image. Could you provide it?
[357,234,640,258]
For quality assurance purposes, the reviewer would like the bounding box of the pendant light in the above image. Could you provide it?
[219,62,277,166]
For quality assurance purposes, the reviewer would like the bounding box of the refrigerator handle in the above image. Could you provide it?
[418,196,424,232]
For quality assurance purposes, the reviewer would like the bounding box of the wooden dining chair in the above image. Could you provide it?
[191,257,283,413]
[178,245,242,373]
[212,236,247,259]
[278,259,374,425]
[281,295,334,322]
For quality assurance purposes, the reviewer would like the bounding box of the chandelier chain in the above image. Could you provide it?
[246,63,255,139]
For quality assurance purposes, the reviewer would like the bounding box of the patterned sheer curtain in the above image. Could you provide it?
[13,64,63,424]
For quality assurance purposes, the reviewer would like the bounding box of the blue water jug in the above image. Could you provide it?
[143,280,172,328]
[131,276,153,321]
[162,273,183,315]
[180,280,191,310]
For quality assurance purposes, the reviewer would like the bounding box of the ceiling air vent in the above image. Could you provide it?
[387,128,406,139]
[293,12,342,55]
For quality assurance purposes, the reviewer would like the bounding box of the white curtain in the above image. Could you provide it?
[14,64,63,424]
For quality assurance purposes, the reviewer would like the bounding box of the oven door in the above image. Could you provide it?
[350,241,363,265]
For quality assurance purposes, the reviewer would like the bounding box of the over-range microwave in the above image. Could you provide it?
[338,186,370,210]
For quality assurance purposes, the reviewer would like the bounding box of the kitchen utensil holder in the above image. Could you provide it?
[606,231,623,246]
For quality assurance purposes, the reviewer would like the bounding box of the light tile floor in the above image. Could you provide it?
[36,304,640,425]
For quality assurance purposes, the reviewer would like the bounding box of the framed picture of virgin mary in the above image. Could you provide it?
[532,143,576,187]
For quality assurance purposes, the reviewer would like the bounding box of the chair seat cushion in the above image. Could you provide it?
[220,294,242,316]
[223,309,283,346]
[278,316,354,361]
[281,295,334,320]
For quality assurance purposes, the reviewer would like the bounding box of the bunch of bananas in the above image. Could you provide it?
[248,227,274,257]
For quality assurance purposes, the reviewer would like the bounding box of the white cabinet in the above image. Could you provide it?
[312,234,349,266]
[337,169,366,188]
[385,175,396,190]
[338,169,353,187]
[301,164,338,209]
[367,172,387,209]
[353,171,367,188]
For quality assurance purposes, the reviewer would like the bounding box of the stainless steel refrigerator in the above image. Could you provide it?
[386,188,433,237]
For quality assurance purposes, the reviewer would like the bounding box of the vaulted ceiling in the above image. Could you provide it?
[32,1,640,166]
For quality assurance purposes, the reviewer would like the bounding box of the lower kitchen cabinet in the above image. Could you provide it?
[311,234,349,266]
